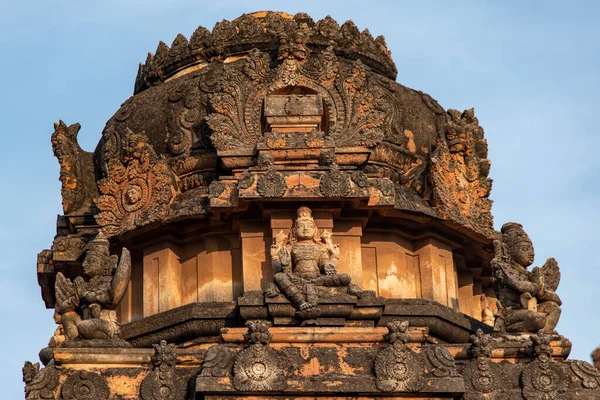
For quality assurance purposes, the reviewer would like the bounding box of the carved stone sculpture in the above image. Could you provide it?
[54,232,131,341]
[51,120,97,215]
[266,206,362,322]
[140,340,185,400]
[520,331,568,400]
[232,321,285,391]
[374,320,426,392]
[200,345,235,377]
[461,329,505,400]
[61,370,110,400]
[95,128,176,237]
[492,222,562,333]
[22,361,58,400]
[429,108,493,237]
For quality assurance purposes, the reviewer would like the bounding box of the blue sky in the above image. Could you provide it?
[1,1,599,398]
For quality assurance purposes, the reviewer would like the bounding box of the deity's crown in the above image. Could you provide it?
[295,206,314,224]
[501,222,531,246]
[86,231,111,259]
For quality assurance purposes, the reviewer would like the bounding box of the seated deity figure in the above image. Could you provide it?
[266,206,362,322]
[492,222,562,333]
[54,232,131,341]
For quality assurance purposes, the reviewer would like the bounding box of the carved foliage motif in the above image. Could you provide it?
[61,370,109,400]
[425,346,459,378]
[521,332,568,400]
[570,360,600,389]
[319,164,350,197]
[374,321,426,392]
[205,37,393,152]
[51,121,96,214]
[140,340,186,400]
[461,330,504,400]
[430,108,493,236]
[166,83,205,155]
[233,321,285,392]
[256,166,287,198]
[135,13,396,94]
[200,345,235,377]
[95,129,176,237]
[23,362,58,400]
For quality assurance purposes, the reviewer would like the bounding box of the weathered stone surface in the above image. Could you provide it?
[27,9,599,400]
[492,222,562,333]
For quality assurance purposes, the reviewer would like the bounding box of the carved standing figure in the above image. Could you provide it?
[54,232,131,341]
[492,222,561,333]
[266,206,362,322]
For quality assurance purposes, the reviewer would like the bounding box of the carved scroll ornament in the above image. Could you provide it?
[205,39,393,152]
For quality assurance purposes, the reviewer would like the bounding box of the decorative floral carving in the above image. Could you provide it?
[233,321,285,392]
[425,346,459,378]
[51,121,96,215]
[238,169,255,190]
[95,129,176,237]
[140,340,185,400]
[208,181,226,198]
[61,370,109,400]
[521,331,568,400]
[23,362,58,400]
[570,360,600,389]
[257,166,286,198]
[350,171,370,188]
[166,84,203,155]
[461,329,504,400]
[200,345,235,377]
[204,34,393,153]
[319,164,350,197]
[374,321,425,392]
[134,13,396,95]
[334,60,386,148]
[243,49,272,82]
[430,109,493,237]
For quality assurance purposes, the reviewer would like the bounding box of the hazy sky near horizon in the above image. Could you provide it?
[1,1,599,398]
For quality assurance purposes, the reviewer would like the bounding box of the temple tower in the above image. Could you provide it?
[25,11,600,400]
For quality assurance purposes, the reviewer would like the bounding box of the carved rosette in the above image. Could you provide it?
[95,129,176,237]
[256,167,286,198]
[232,321,285,392]
[232,343,285,391]
[521,332,568,400]
[374,321,426,392]
[23,362,59,400]
[430,108,493,237]
[61,370,109,400]
[461,330,504,400]
[140,340,185,400]
[319,164,351,197]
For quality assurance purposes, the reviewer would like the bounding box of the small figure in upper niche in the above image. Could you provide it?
[54,231,131,341]
[492,222,561,333]
[266,206,362,322]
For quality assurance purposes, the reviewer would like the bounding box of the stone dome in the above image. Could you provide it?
[52,11,492,241]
